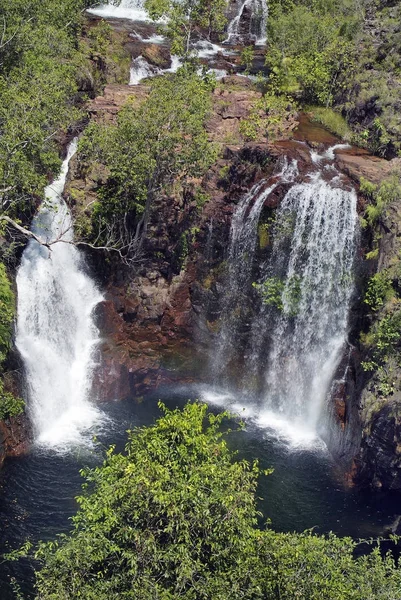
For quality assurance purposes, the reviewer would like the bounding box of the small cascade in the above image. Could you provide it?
[16,140,104,449]
[226,0,268,44]
[212,158,298,379]
[130,55,160,85]
[88,0,150,22]
[257,172,358,436]
[129,54,183,85]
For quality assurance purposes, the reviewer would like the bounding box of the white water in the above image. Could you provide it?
[16,140,104,449]
[129,54,182,85]
[212,158,298,378]
[311,143,351,164]
[261,172,358,436]
[226,0,268,44]
[88,0,150,23]
[207,149,358,447]
[131,31,165,44]
[129,55,160,84]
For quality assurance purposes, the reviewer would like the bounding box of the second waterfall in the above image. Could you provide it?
[207,156,359,443]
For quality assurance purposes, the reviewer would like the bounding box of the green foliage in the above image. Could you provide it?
[78,69,216,253]
[82,19,131,86]
[145,0,226,55]
[0,262,24,419]
[193,186,210,209]
[0,380,24,420]
[266,1,358,106]
[240,92,297,141]
[308,106,352,140]
[253,277,284,310]
[0,262,15,363]
[240,46,255,74]
[259,530,401,600]
[0,0,95,219]
[361,173,401,227]
[364,271,394,311]
[360,176,378,201]
[33,403,263,599]
[339,2,401,156]
[361,309,401,379]
[27,402,401,599]
[254,274,301,316]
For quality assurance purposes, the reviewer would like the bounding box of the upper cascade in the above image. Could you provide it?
[15,140,104,449]
[226,0,268,44]
[87,0,149,22]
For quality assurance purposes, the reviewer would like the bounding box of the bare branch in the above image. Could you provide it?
[0,213,144,269]
[0,215,52,249]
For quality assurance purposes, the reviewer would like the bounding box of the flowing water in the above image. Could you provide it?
[0,3,396,594]
[0,141,397,598]
[226,0,268,44]
[88,0,150,23]
[209,149,358,445]
[15,140,104,449]
[212,158,298,379]
[260,172,358,436]
[1,387,401,600]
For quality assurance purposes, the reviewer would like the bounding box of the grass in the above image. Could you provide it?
[307,106,352,142]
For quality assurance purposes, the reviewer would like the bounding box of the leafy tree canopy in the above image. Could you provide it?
[266,0,362,105]
[77,68,216,257]
[29,402,401,600]
[144,0,227,55]
[0,0,112,224]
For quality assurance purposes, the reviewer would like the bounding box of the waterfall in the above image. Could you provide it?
[16,140,104,449]
[87,0,149,22]
[258,173,358,436]
[226,0,268,44]
[212,158,298,379]
[204,151,358,446]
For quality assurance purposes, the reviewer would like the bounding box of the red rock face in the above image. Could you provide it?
[0,415,32,466]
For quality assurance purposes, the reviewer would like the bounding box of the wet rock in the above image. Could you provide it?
[142,44,170,68]
[0,414,32,466]
[335,152,400,185]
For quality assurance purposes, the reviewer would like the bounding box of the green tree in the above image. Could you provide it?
[145,0,226,55]
[0,261,24,419]
[266,2,358,105]
[29,402,401,599]
[34,403,263,599]
[78,68,216,261]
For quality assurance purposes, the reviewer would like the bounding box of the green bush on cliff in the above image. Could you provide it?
[266,1,359,106]
[360,174,401,227]
[78,68,216,261]
[364,271,394,312]
[26,403,401,599]
[0,261,24,419]
[0,381,24,421]
[0,262,15,363]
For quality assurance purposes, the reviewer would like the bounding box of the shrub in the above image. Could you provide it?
[364,271,394,311]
